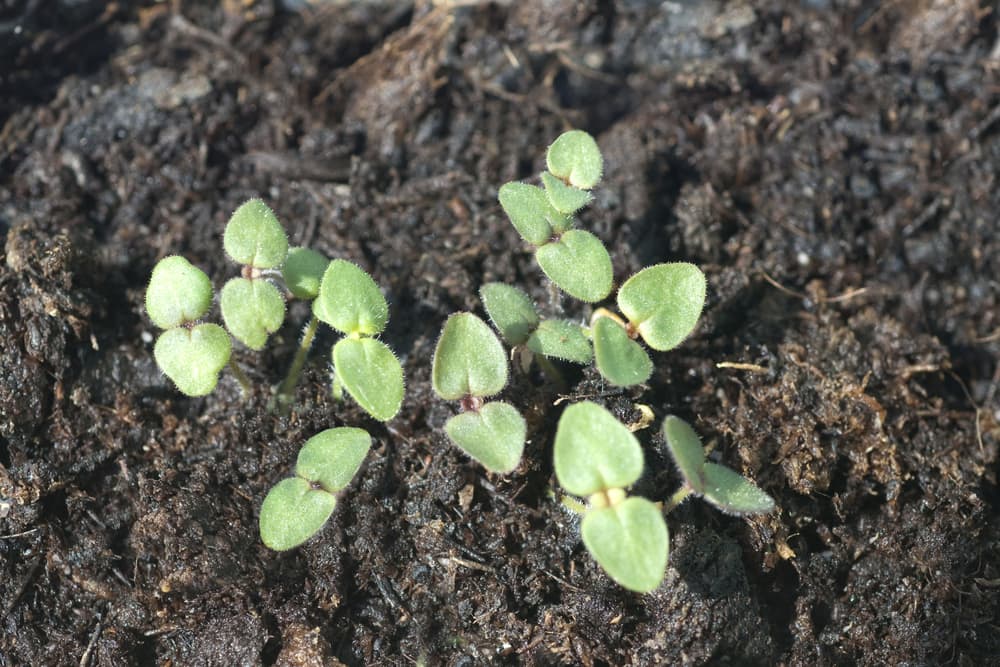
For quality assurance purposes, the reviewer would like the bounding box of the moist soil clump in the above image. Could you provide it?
[2,2,999,665]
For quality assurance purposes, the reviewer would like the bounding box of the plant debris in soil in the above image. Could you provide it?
[1,1,999,665]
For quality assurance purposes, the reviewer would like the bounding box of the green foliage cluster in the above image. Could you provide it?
[145,137,776,597]
[144,200,403,420]
[554,404,774,592]
[259,428,372,550]
[493,132,707,388]
[431,313,525,473]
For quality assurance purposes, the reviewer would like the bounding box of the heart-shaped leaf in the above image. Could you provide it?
[432,313,508,400]
[224,199,288,269]
[220,277,286,350]
[498,182,568,245]
[332,337,404,421]
[581,497,668,593]
[554,401,644,497]
[259,477,337,551]
[314,260,389,336]
[662,416,706,493]
[527,319,592,364]
[145,256,213,329]
[444,401,525,473]
[617,263,706,351]
[154,324,232,396]
[282,247,329,300]
[295,427,372,492]
[480,282,539,346]
[700,462,775,516]
[535,230,612,303]
[592,316,652,387]
[541,171,593,215]
[546,130,603,190]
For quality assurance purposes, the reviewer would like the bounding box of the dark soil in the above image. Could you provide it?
[2,1,999,665]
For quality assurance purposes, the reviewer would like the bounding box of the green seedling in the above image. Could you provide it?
[432,312,526,473]
[554,401,668,593]
[145,256,234,396]
[313,259,404,421]
[273,247,329,411]
[498,131,612,302]
[259,427,371,551]
[480,283,592,367]
[662,416,775,515]
[591,262,706,387]
[220,199,288,350]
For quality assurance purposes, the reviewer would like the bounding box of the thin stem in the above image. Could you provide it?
[662,486,693,514]
[228,359,252,395]
[274,314,319,412]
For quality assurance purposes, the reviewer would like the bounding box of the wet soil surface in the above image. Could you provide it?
[2,1,999,665]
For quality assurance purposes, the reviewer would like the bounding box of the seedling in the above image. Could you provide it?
[220,199,288,350]
[661,416,775,515]
[313,259,404,422]
[591,262,706,387]
[259,427,371,550]
[553,401,668,593]
[498,131,612,302]
[432,312,526,473]
[480,283,592,366]
[145,255,235,396]
[273,246,329,410]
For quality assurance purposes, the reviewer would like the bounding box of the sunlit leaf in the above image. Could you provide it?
[223,199,288,269]
[259,477,337,551]
[154,324,232,396]
[546,130,603,190]
[444,401,525,473]
[145,256,213,329]
[592,316,652,387]
[618,263,706,351]
[332,337,404,421]
[553,401,644,497]
[581,497,668,593]
[535,230,613,303]
[432,313,508,400]
[314,259,389,336]
[220,278,286,351]
[480,282,539,346]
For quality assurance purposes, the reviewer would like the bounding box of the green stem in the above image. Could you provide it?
[663,486,693,514]
[228,359,252,396]
[331,367,344,401]
[275,314,319,411]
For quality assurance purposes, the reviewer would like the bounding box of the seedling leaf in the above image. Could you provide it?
[592,316,653,387]
[432,313,508,400]
[701,462,775,515]
[498,182,568,245]
[332,338,404,421]
[541,171,593,215]
[581,497,668,593]
[145,256,213,329]
[662,416,706,493]
[154,324,232,396]
[313,259,389,336]
[553,401,644,497]
[295,427,372,492]
[546,130,603,190]
[527,319,592,364]
[535,229,613,303]
[480,282,539,346]
[444,401,525,473]
[220,278,286,351]
[259,477,337,551]
[617,263,706,351]
[223,199,289,269]
[283,247,328,300]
